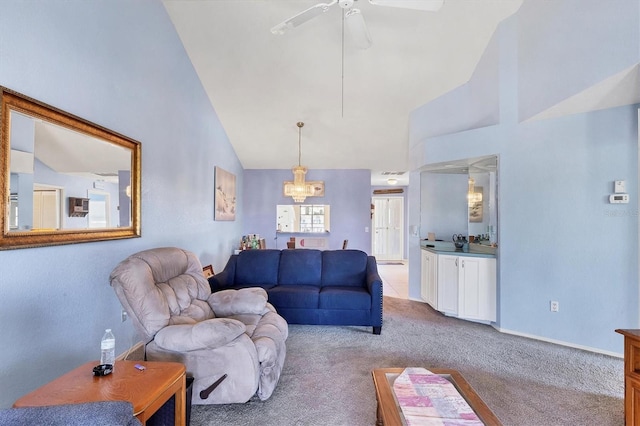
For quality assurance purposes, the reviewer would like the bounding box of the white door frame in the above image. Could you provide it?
[372,195,404,261]
[33,183,62,230]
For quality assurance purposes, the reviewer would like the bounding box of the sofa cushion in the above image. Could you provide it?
[235,250,281,286]
[279,249,322,286]
[319,286,371,310]
[268,285,320,309]
[321,250,368,287]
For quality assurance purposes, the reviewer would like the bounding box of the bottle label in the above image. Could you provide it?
[101,338,115,350]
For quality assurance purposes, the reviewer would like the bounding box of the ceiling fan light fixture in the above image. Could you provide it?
[368,0,445,12]
[344,8,372,49]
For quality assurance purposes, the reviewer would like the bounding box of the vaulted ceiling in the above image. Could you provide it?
[162,0,523,185]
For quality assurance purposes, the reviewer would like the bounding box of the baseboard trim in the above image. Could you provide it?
[494,325,623,358]
[388,298,622,357]
[117,341,145,361]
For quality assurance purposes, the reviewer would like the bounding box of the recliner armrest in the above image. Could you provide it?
[208,288,269,317]
[154,318,246,352]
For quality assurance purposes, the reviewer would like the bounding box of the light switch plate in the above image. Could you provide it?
[615,180,626,193]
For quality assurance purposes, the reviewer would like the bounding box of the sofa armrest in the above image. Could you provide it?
[154,318,246,352]
[366,256,383,329]
[366,256,383,294]
[208,271,230,291]
[208,255,238,292]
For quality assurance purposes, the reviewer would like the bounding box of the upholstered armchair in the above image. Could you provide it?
[109,247,288,404]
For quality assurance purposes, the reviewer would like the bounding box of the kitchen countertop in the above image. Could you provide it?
[421,242,496,258]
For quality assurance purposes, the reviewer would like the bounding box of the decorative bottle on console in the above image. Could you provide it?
[100,329,115,369]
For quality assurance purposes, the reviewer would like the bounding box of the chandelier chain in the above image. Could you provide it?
[297,121,304,166]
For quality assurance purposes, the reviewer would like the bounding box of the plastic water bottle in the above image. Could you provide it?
[100,329,115,367]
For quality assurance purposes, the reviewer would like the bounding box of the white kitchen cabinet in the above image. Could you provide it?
[437,255,459,316]
[422,249,496,323]
[458,256,496,322]
[420,249,438,309]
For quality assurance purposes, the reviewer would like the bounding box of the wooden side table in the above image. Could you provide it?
[13,360,186,426]
[616,329,640,425]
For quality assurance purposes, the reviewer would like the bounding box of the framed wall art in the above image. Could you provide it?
[468,186,483,223]
[202,265,215,278]
[215,166,236,221]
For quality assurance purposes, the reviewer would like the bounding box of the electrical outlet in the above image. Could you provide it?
[121,309,128,322]
[550,301,559,312]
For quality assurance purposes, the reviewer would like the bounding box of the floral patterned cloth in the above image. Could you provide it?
[393,368,484,426]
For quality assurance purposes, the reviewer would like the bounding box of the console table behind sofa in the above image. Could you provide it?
[209,249,383,334]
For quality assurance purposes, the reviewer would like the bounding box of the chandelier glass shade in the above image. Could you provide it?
[283,122,317,203]
[467,177,483,204]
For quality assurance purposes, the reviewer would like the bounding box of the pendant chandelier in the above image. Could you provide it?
[284,122,316,203]
[467,177,483,204]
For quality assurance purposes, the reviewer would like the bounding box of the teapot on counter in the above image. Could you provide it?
[452,234,467,249]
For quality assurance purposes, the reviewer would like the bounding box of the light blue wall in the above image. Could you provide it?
[408,0,640,354]
[244,169,372,253]
[517,0,640,121]
[0,1,243,407]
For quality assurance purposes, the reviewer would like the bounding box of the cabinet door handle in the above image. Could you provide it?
[462,260,465,268]
[455,258,458,267]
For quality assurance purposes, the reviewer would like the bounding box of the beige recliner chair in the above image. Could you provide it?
[109,247,288,404]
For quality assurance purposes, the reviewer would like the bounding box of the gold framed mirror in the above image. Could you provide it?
[0,87,141,249]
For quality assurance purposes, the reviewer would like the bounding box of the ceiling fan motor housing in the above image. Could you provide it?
[339,0,355,9]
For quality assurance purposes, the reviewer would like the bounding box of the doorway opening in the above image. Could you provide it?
[88,190,111,228]
[372,196,404,261]
[33,184,62,230]
[372,195,407,299]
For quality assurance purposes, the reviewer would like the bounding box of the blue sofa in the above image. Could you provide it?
[208,249,383,334]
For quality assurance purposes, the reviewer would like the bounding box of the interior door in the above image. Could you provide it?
[33,188,61,230]
[372,196,404,260]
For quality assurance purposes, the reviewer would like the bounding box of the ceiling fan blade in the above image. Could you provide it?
[344,8,372,49]
[271,1,338,35]
[368,0,445,12]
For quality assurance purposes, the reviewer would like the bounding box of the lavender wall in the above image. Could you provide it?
[244,169,372,253]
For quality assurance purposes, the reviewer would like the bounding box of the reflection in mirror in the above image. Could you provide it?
[421,155,497,245]
[1,87,141,249]
[276,204,330,233]
[468,170,497,245]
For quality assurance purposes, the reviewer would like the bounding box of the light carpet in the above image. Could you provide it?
[191,296,624,425]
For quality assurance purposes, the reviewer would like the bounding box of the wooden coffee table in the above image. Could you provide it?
[372,368,501,426]
[13,360,186,425]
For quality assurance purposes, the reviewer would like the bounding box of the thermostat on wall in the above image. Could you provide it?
[609,193,629,204]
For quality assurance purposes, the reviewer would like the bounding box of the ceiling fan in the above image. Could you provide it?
[270,0,445,49]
